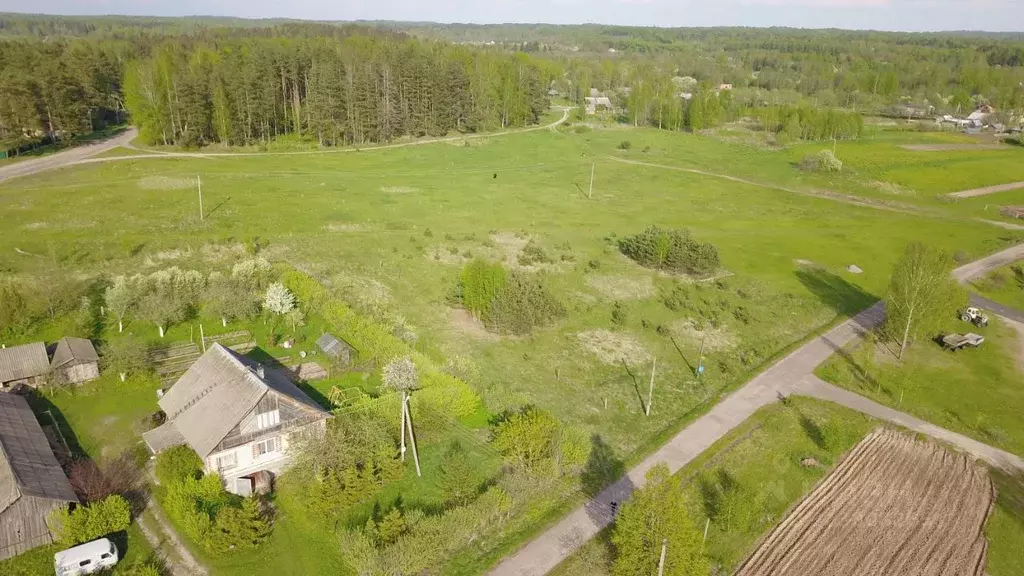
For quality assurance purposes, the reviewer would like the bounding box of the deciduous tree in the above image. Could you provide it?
[885,242,964,360]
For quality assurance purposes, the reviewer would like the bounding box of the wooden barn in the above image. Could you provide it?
[0,394,78,560]
[0,343,50,389]
[49,337,100,385]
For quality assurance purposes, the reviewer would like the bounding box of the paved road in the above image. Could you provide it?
[795,378,1024,471]
[489,243,1024,576]
[0,128,137,184]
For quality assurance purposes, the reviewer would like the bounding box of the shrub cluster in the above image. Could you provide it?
[457,260,565,335]
[618,226,720,276]
[49,495,131,546]
[491,406,590,475]
[800,149,843,173]
[156,447,272,552]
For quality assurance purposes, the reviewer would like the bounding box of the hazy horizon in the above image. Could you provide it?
[1,1,1023,34]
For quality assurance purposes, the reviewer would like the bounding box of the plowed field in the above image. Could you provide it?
[736,428,994,576]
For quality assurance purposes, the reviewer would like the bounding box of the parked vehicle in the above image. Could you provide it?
[54,538,119,576]
[941,333,985,351]
[959,307,989,328]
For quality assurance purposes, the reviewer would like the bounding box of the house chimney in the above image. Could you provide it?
[256,364,265,379]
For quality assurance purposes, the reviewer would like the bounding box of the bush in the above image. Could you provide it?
[611,301,628,326]
[800,149,843,173]
[518,239,550,266]
[156,445,203,486]
[618,140,632,150]
[163,474,228,544]
[49,495,131,546]
[437,441,479,505]
[618,226,720,276]
[492,407,561,471]
[486,271,565,336]
[68,450,145,505]
[459,259,507,318]
[207,497,272,552]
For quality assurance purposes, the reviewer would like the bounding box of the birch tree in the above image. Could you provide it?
[104,275,138,333]
[884,242,964,360]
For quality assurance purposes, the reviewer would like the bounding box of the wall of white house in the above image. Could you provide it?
[205,433,292,478]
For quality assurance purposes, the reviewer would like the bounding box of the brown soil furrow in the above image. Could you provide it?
[735,428,993,576]
[740,429,892,572]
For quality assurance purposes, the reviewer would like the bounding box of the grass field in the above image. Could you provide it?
[817,316,1024,456]
[971,259,1024,311]
[3,116,1023,574]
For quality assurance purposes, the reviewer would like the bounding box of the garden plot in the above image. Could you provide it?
[736,427,993,576]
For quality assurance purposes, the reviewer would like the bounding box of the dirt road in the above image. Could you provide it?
[948,181,1024,198]
[488,243,1024,576]
[71,107,571,165]
[0,128,137,184]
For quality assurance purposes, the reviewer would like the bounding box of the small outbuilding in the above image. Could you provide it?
[316,333,355,366]
[49,337,99,385]
[0,343,50,389]
[0,393,79,560]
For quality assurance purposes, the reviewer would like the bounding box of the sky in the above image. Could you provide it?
[1,0,1023,33]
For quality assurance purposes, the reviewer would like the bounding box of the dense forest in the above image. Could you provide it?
[0,19,552,148]
[2,14,1023,149]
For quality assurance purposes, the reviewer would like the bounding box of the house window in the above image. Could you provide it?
[253,437,280,458]
[256,409,280,430]
[216,451,237,471]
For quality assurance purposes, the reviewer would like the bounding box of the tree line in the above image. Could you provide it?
[0,21,552,149]
[125,36,551,147]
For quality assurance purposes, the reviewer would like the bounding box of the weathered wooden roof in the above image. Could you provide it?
[316,333,353,358]
[49,337,99,369]
[141,421,185,454]
[0,342,49,382]
[156,344,328,458]
[0,393,78,515]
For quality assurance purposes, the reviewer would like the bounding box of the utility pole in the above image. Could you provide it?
[199,324,206,353]
[645,357,657,416]
[404,395,421,477]
[657,539,667,576]
[399,391,407,462]
[197,175,204,221]
[588,162,595,199]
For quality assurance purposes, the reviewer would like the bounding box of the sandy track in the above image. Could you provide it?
[949,181,1024,198]
[736,428,993,576]
[0,128,137,184]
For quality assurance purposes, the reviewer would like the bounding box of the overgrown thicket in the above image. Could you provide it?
[457,259,565,335]
[618,227,720,277]
[764,106,864,141]
[156,445,272,552]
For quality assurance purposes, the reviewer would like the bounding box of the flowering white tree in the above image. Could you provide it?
[383,357,418,393]
[263,282,295,315]
[104,275,142,332]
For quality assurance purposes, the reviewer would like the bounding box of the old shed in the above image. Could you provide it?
[49,337,100,385]
[316,333,355,366]
[0,394,78,560]
[0,343,50,389]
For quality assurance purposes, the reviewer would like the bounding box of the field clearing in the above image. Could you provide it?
[736,428,993,576]
[970,259,1024,312]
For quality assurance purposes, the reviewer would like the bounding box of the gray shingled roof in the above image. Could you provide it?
[0,342,49,383]
[155,344,327,458]
[0,394,78,514]
[49,337,99,369]
[316,333,353,358]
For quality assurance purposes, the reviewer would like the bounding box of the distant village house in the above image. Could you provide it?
[0,394,78,560]
[143,344,330,496]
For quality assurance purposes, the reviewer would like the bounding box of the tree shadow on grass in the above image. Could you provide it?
[698,469,739,522]
[620,360,647,414]
[821,337,881,394]
[795,267,877,319]
[582,435,633,529]
[798,412,827,450]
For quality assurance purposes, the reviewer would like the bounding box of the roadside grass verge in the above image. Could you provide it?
[817,316,1024,456]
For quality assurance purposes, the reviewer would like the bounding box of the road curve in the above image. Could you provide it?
[0,128,137,185]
